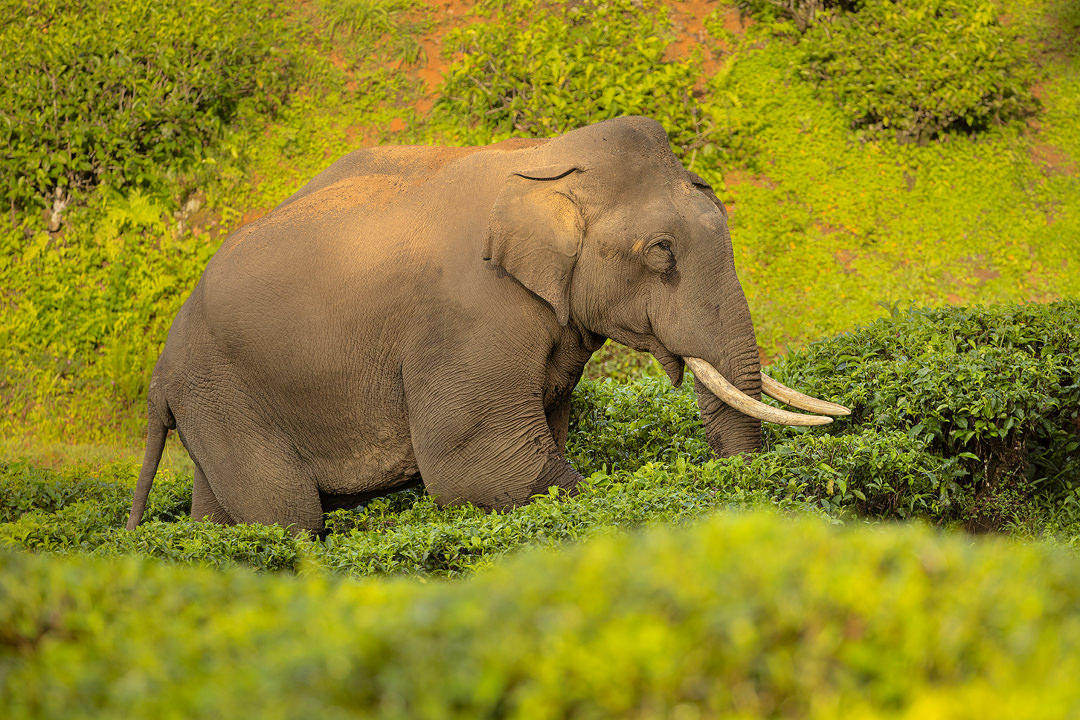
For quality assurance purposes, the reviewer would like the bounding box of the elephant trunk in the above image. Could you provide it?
[693,340,764,458]
[685,316,849,457]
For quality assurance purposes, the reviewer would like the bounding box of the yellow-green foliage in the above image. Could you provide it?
[4,512,1080,718]
[0,201,219,441]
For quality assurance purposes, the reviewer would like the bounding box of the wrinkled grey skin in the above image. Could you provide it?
[127,116,762,534]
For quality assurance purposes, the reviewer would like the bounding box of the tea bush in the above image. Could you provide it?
[799,0,1038,142]
[0,0,302,214]
[773,300,1080,529]
[4,513,1080,718]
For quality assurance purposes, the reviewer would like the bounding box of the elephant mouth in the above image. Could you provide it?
[652,345,685,387]
[683,357,850,426]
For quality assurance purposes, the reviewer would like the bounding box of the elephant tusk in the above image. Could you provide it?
[761,373,851,416]
[684,357,833,427]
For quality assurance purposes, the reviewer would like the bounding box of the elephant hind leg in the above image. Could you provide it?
[191,464,236,525]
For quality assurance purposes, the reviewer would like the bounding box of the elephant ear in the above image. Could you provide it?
[483,165,585,326]
[686,169,729,221]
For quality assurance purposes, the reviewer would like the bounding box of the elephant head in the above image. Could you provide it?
[485,116,847,457]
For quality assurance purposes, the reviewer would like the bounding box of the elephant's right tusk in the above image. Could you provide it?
[761,373,851,416]
[684,357,833,426]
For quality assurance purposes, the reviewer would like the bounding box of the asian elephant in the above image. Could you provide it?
[126,116,847,535]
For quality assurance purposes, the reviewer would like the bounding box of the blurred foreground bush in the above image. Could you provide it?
[3,512,1080,719]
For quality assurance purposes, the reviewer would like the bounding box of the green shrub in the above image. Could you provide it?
[0,0,301,213]
[319,0,430,65]
[101,520,304,571]
[734,0,863,31]
[566,375,711,475]
[799,0,1038,142]
[4,512,1080,718]
[0,462,125,526]
[772,301,1080,529]
[431,0,705,157]
[0,462,190,552]
[755,428,963,517]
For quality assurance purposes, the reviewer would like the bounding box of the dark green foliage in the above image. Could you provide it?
[0,0,301,212]
[772,300,1080,529]
[0,462,190,552]
[734,0,863,31]
[431,0,706,156]
[4,513,1080,718]
[566,376,711,474]
[102,520,304,571]
[799,0,1039,142]
[757,428,963,518]
[0,461,188,525]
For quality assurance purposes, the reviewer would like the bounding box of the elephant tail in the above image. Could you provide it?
[126,396,173,531]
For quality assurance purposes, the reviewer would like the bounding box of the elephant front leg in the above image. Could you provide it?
[545,389,575,454]
[406,382,582,510]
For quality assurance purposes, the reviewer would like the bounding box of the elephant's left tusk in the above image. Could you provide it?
[761,373,851,416]
[685,357,832,426]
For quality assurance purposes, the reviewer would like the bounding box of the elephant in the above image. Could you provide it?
[126,116,848,535]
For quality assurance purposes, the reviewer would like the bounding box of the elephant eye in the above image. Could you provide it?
[644,236,676,273]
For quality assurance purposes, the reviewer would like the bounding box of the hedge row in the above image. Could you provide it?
[1,302,1077,576]
[3,512,1080,719]
[774,300,1080,530]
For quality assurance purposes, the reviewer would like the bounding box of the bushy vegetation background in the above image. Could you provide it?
[2,0,1079,715]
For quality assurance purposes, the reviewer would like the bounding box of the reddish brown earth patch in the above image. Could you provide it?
[723,170,776,189]
[833,248,858,274]
[1029,136,1078,175]
[240,207,270,226]
[405,0,479,114]
[665,0,750,91]
[971,265,1001,284]
[720,170,777,217]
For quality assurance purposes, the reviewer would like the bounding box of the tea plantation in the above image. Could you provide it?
[2,0,1079,715]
